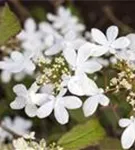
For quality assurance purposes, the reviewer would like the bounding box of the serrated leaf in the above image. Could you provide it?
[0,4,21,46]
[58,119,106,150]
[100,138,122,150]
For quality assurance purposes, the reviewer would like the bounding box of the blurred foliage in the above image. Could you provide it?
[58,118,106,150]
[0,4,21,46]
[0,1,134,149]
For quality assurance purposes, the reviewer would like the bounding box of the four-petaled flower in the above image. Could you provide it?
[0,51,35,74]
[119,116,135,149]
[91,25,130,54]
[63,43,102,75]
[10,83,47,117]
[37,88,82,124]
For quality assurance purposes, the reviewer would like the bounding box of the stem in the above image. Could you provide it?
[8,0,30,22]
[102,5,134,34]
[104,87,118,94]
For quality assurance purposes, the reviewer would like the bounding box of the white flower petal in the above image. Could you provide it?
[63,96,82,109]
[13,84,28,96]
[98,94,110,106]
[63,48,77,67]
[11,51,23,62]
[54,105,69,125]
[83,96,98,117]
[37,100,54,118]
[121,123,135,149]
[127,33,135,49]
[31,93,49,106]
[87,43,108,57]
[72,39,85,50]
[106,26,118,42]
[45,43,62,56]
[25,104,37,117]
[91,28,107,45]
[119,118,131,128]
[10,97,26,110]
[25,18,36,32]
[64,30,76,40]
[25,61,35,72]
[47,13,56,21]
[29,82,40,93]
[111,37,130,49]
[68,75,86,96]
[57,88,67,98]
[76,43,92,65]
[68,74,99,96]
[1,70,12,83]
[80,60,102,74]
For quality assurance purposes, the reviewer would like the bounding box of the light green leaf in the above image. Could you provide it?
[58,119,106,150]
[0,4,21,46]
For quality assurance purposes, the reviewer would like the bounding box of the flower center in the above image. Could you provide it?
[36,54,71,93]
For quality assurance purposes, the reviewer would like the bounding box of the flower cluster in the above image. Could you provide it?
[1,6,135,149]
[0,116,32,142]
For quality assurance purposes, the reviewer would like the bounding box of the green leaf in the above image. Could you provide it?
[58,119,106,150]
[0,4,21,46]
[69,109,89,123]
[100,138,122,150]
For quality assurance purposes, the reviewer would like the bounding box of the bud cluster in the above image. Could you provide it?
[36,55,71,92]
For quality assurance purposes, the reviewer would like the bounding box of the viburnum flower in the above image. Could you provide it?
[39,22,61,49]
[37,88,82,124]
[119,116,135,149]
[47,6,85,34]
[17,18,40,43]
[82,76,110,117]
[0,51,35,74]
[116,34,135,62]
[45,30,84,56]
[0,116,32,142]
[91,25,130,54]
[10,82,46,117]
[63,42,102,75]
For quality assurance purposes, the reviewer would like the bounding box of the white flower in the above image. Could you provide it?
[83,86,110,117]
[63,42,102,75]
[37,88,82,125]
[10,82,47,117]
[47,6,85,34]
[0,116,32,142]
[0,51,35,74]
[119,116,135,149]
[45,30,84,56]
[39,22,61,48]
[17,18,40,42]
[116,34,135,62]
[91,25,130,54]
[17,18,45,61]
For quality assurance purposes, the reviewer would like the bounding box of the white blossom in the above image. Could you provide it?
[47,6,85,34]
[63,42,102,75]
[91,25,130,54]
[119,116,135,149]
[0,116,32,142]
[45,30,84,56]
[37,88,82,124]
[82,78,110,117]
[116,34,135,62]
[10,82,46,117]
[17,18,40,43]
[0,51,35,74]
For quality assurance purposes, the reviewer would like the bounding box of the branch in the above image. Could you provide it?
[102,5,134,34]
